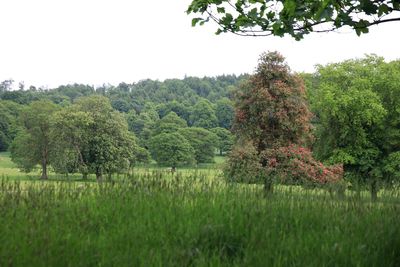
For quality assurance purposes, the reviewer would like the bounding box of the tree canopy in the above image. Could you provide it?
[311,55,400,199]
[227,51,342,192]
[149,132,195,169]
[10,100,58,179]
[56,96,137,181]
[187,0,400,39]
[178,127,218,163]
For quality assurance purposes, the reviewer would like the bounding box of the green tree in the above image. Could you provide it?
[51,96,137,180]
[211,127,234,155]
[149,132,195,170]
[156,100,192,123]
[189,99,218,129]
[187,0,400,39]
[0,100,22,151]
[127,105,159,149]
[312,55,400,200]
[10,100,58,179]
[50,108,93,177]
[215,98,234,129]
[0,79,14,93]
[178,127,219,163]
[153,111,188,135]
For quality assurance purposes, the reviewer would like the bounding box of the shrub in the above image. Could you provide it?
[261,144,343,186]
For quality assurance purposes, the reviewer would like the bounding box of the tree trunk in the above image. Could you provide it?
[219,149,223,156]
[264,177,274,196]
[41,157,48,180]
[96,169,103,182]
[82,173,88,180]
[370,181,378,201]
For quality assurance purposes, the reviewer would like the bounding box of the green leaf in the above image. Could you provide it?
[191,17,203,27]
[378,4,389,16]
[217,7,225,13]
[221,13,233,25]
[284,0,297,16]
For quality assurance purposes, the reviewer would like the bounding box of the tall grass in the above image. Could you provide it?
[0,173,399,267]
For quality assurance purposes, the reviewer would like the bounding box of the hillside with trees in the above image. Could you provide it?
[1,55,400,199]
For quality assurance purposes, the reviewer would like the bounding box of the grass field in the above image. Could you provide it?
[0,152,399,266]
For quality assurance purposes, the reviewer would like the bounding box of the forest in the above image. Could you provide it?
[1,53,400,266]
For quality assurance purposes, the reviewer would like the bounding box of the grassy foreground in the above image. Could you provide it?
[0,174,399,267]
[1,152,400,266]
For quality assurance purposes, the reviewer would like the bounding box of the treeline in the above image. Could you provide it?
[0,75,246,154]
[0,75,247,107]
[2,54,400,199]
[1,75,242,179]
[224,53,400,199]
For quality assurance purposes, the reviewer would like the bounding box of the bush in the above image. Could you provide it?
[226,142,343,187]
[262,144,343,186]
[224,143,264,184]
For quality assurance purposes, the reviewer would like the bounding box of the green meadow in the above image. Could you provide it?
[0,152,399,266]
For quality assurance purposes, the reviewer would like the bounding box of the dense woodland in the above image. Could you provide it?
[1,54,400,198]
[0,75,243,177]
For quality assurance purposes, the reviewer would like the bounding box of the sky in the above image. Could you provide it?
[0,0,399,89]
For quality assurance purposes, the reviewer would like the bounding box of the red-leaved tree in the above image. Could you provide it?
[226,51,342,193]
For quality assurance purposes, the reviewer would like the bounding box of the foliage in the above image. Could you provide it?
[312,55,400,198]
[10,100,58,179]
[215,98,234,129]
[262,144,343,185]
[211,127,234,155]
[233,51,313,152]
[154,111,187,135]
[156,100,192,123]
[149,132,195,168]
[178,127,219,163]
[126,107,159,149]
[0,100,22,151]
[189,99,218,129]
[225,141,263,183]
[228,51,341,189]
[226,142,343,187]
[51,96,137,180]
[187,0,400,39]
[50,107,94,175]
[0,75,246,150]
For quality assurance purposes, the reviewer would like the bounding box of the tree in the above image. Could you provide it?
[210,127,234,155]
[153,111,188,136]
[50,107,94,177]
[111,98,131,113]
[149,132,195,170]
[178,127,219,163]
[234,51,313,152]
[312,55,400,200]
[0,79,14,93]
[228,51,341,192]
[0,100,22,151]
[51,96,137,180]
[189,99,218,129]
[126,105,159,149]
[156,100,192,123]
[188,0,400,39]
[10,100,58,179]
[215,98,234,129]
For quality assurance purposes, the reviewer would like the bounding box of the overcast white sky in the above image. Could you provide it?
[0,0,399,88]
